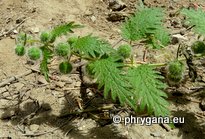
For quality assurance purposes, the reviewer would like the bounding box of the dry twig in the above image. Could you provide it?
[0,18,26,38]
[0,70,33,87]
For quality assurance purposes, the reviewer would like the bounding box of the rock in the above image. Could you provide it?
[49,83,56,90]
[171,34,188,44]
[0,99,10,107]
[13,82,24,90]
[13,30,18,34]
[16,17,25,24]
[29,124,39,132]
[10,34,16,39]
[91,16,96,22]
[200,99,205,111]
[0,87,7,93]
[75,81,81,87]
[60,76,73,83]
[108,0,126,11]
[5,85,9,90]
[0,110,15,120]
[55,81,65,88]
[150,132,163,137]
[107,12,126,22]
[38,76,48,84]
[59,97,66,105]
[41,103,51,111]
[170,19,180,28]
[87,88,94,97]
[31,27,40,33]
[84,9,93,16]
[171,36,179,45]
[51,90,58,97]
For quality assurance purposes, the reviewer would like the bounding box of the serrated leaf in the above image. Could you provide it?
[181,8,205,35]
[127,65,170,116]
[73,35,115,58]
[153,29,170,48]
[146,29,170,49]
[40,46,53,81]
[50,22,82,40]
[121,7,169,48]
[90,57,137,110]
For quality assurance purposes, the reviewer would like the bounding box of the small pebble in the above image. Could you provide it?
[0,87,7,93]
[59,97,66,105]
[13,30,18,34]
[38,76,48,84]
[29,124,39,132]
[84,9,93,16]
[31,27,40,33]
[91,16,96,22]
[75,81,81,87]
[150,132,162,137]
[55,81,65,88]
[13,82,24,90]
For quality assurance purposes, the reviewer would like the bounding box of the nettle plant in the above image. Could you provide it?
[15,6,205,117]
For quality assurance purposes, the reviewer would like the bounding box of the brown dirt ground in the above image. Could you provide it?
[0,0,205,139]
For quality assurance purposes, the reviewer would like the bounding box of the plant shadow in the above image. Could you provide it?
[173,110,205,139]
[0,85,125,139]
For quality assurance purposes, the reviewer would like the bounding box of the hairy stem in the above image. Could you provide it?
[126,54,204,67]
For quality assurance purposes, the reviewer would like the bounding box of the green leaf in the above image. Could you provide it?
[50,22,82,41]
[151,29,170,49]
[40,46,53,81]
[90,57,137,110]
[73,35,115,58]
[127,65,170,116]
[181,8,205,35]
[121,7,169,48]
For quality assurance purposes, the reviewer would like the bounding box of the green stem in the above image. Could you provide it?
[126,54,204,67]
[26,39,41,44]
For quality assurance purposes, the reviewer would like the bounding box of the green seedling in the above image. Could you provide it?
[14,6,205,117]
[15,45,25,56]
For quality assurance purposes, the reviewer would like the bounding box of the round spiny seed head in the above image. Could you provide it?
[167,73,183,84]
[191,41,205,55]
[40,32,50,43]
[59,61,72,74]
[167,60,184,76]
[117,44,132,59]
[67,36,78,45]
[28,47,41,60]
[55,43,70,57]
[15,45,25,56]
[17,33,26,44]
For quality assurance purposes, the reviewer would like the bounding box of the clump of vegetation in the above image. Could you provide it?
[14,6,205,117]
[28,47,41,60]
[167,60,185,84]
[191,41,205,55]
[15,45,25,56]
